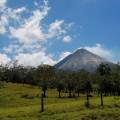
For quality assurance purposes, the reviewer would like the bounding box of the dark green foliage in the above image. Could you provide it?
[97,63,111,106]
[0,62,120,99]
[84,80,92,107]
[41,82,47,97]
[57,82,64,98]
[97,63,111,76]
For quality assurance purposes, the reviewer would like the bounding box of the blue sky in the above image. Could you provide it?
[0,0,120,66]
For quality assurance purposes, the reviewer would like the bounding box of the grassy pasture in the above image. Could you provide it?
[0,83,120,120]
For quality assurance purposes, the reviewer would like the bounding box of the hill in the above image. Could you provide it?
[55,49,115,72]
[0,82,120,120]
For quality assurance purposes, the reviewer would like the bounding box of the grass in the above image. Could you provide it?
[0,82,120,120]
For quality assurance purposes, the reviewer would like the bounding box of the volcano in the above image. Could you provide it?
[55,49,114,72]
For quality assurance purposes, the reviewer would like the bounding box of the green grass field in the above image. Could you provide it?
[0,83,120,120]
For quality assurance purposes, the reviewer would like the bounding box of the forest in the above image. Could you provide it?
[0,62,120,107]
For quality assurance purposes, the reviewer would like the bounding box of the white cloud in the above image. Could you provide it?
[57,44,114,62]
[9,1,50,44]
[0,53,11,65]
[84,43,113,59]
[3,47,13,54]
[47,20,66,38]
[0,0,73,66]
[15,51,56,67]
[10,13,68,44]
[9,9,47,44]
[59,51,71,61]
[0,6,26,34]
[63,35,72,43]
[8,0,71,45]
[13,7,26,14]
[0,11,8,34]
[0,0,6,8]
[0,22,6,34]
[3,44,20,54]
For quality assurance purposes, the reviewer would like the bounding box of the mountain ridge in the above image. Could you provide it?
[54,48,114,72]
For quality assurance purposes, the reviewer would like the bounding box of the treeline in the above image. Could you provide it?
[0,63,120,101]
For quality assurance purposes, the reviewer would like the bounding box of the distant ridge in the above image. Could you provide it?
[54,48,115,72]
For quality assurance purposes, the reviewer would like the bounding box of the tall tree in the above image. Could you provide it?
[84,80,92,107]
[57,81,64,98]
[97,63,111,106]
[36,65,55,97]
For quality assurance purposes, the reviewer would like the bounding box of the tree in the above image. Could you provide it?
[41,93,44,112]
[66,72,76,98]
[67,83,74,98]
[84,80,92,107]
[57,82,64,98]
[97,63,111,106]
[41,82,47,97]
[76,84,81,97]
[110,63,120,95]
[36,65,55,97]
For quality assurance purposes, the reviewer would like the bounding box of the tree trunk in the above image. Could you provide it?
[43,90,46,97]
[100,92,103,106]
[41,93,44,112]
[87,92,89,105]
[69,90,72,98]
[59,91,61,98]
